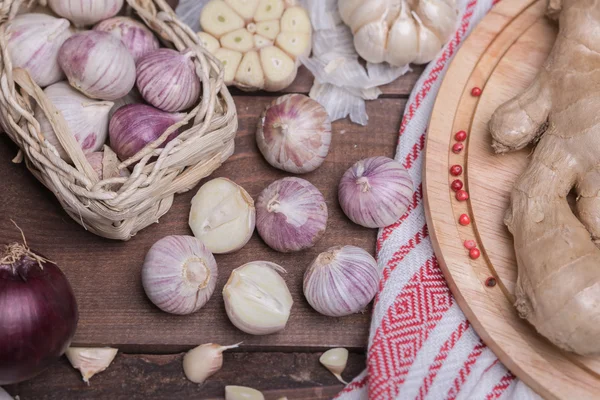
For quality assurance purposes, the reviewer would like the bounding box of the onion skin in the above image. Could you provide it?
[0,248,78,384]
[136,49,201,112]
[338,156,414,228]
[94,17,160,62]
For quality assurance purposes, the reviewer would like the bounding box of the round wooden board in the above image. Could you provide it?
[424,0,600,399]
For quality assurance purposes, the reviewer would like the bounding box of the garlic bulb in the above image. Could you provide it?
[86,146,130,181]
[199,0,312,91]
[142,235,218,315]
[303,245,379,317]
[6,13,72,88]
[256,177,328,252]
[48,0,124,26]
[338,156,414,228]
[0,387,11,399]
[108,89,143,120]
[136,49,201,112]
[338,0,458,66]
[256,94,332,174]
[223,261,293,335]
[189,178,255,254]
[94,17,160,62]
[65,347,118,384]
[35,82,113,161]
[59,31,136,100]
[183,342,240,384]
[109,104,185,162]
[320,348,349,384]
[225,386,265,400]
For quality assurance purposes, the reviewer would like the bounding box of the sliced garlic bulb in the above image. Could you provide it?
[65,347,118,384]
[339,0,459,66]
[199,0,312,91]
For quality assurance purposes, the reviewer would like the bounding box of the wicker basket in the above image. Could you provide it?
[0,0,238,240]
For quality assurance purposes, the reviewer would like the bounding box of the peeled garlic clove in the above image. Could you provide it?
[255,20,280,40]
[416,0,458,43]
[225,386,265,400]
[256,94,331,174]
[183,342,240,384]
[353,21,388,64]
[201,0,246,38]
[254,0,285,22]
[412,12,443,65]
[94,17,160,62]
[225,0,260,21]
[320,348,349,384]
[6,13,72,88]
[109,104,185,162]
[136,49,201,112]
[198,32,222,53]
[142,235,218,315]
[65,347,118,384]
[386,3,418,67]
[59,31,136,100]
[223,261,293,335]
[304,245,379,317]
[35,82,113,162]
[215,48,244,85]
[189,178,256,254]
[260,46,297,92]
[49,0,123,26]
[256,177,328,252]
[338,156,414,228]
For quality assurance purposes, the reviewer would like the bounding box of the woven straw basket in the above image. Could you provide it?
[0,0,238,240]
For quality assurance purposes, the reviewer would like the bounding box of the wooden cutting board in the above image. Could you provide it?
[424,0,600,399]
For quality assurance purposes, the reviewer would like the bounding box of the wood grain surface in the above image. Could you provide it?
[424,0,600,399]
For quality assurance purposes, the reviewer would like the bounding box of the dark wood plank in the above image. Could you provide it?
[0,97,406,352]
[4,351,366,399]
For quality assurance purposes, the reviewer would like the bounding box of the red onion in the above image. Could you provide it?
[0,240,78,384]
[109,104,185,161]
[94,17,160,62]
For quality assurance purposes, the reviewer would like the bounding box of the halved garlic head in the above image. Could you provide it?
[338,0,458,66]
[199,0,312,91]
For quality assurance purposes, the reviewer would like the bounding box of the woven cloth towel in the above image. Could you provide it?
[335,1,544,399]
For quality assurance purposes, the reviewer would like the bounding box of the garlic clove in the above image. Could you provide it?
[0,386,12,399]
[235,51,266,90]
[254,35,274,49]
[279,7,311,34]
[416,0,458,43]
[260,46,297,92]
[225,0,260,21]
[198,32,222,53]
[353,22,389,64]
[275,32,311,60]
[319,348,349,384]
[221,28,255,52]
[254,0,285,22]
[65,347,118,384]
[183,342,241,384]
[341,0,388,34]
[223,262,293,335]
[225,386,265,400]
[189,178,256,254]
[48,0,123,26]
[337,0,365,26]
[255,20,280,40]
[94,17,160,63]
[412,11,443,65]
[201,0,246,39]
[215,48,244,85]
[386,2,418,67]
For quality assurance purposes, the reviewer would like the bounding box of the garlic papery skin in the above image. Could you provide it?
[48,0,124,26]
[109,104,185,162]
[58,31,136,100]
[256,177,328,252]
[225,386,265,400]
[223,261,293,335]
[65,347,118,384]
[319,348,349,384]
[86,146,130,181]
[256,94,332,174]
[35,82,113,161]
[136,49,201,112]
[6,13,72,88]
[183,342,240,384]
[108,89,143,120]
[303,245,379,317]
[338,156,414,228]
[142,235,218,315]
[189,178,256,254]
[94,17,160,62]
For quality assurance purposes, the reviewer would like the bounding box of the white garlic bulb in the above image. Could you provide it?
[199,0,312,91]
[189,178,256,254]
[59,31,136,100]
[183,342,240,384]
[319,348,349,384]
[35,82,113,162]
[223,261,293,335]
[6,13,72,88]
[48,0,124,26]
[338,0,459,66]
[65,347,118,384]
[303,245,379,317]
[225,386,265,400]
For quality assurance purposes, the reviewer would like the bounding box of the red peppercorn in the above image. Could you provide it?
[455,130,467,142]
[449,165,463,176]
[452,143,464,154]
[459,214,470,226]
[470,248,481,259]
[464,240,476,250]
[456,190,469,201]
[471,87,482,97]
[451,179,463,192]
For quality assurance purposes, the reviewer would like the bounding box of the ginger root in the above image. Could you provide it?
[490,0,600,356]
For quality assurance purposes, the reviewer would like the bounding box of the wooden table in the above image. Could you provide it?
[1,65,421,399]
